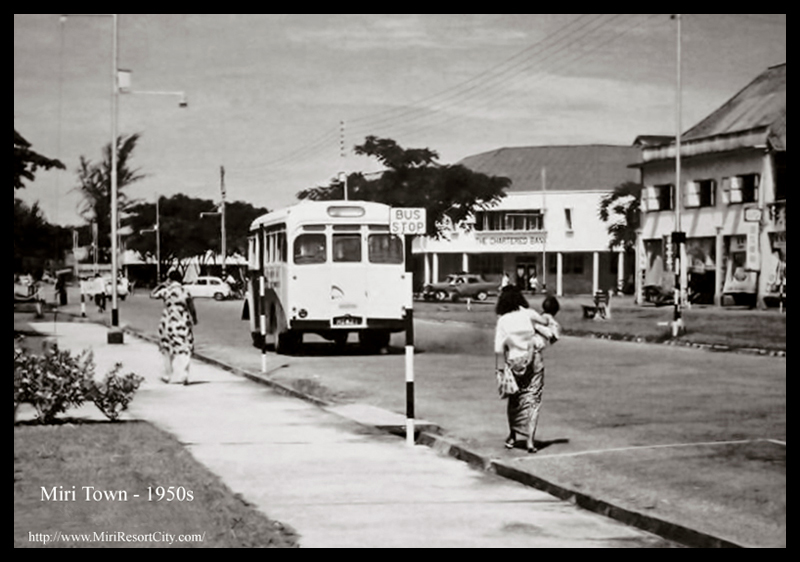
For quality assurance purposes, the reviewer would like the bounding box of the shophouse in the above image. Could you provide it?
[414,144,640,295]
[635,63,786,307]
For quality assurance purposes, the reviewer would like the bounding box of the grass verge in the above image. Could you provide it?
[414,295,786,352]
[14,421,298,548]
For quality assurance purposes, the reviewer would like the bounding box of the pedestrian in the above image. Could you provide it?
[494,285,560,453]
[93,273,106,312]
[500,271,511,289]
[55,274,67,306]
[150,270,198,385]
[529,273,539,293]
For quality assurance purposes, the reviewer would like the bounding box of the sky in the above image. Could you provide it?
[14,14,786,227]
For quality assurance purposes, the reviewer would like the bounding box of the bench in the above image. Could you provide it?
[582,290,611,320]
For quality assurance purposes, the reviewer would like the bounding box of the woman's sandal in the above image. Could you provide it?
[504,435,515,449]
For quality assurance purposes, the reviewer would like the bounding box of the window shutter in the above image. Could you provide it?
[643,186,658,212]
[730,176,743,204]
[684,181,700,208]
[720,177,731,204]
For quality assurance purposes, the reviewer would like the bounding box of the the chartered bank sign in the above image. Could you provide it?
[474,232,547,251]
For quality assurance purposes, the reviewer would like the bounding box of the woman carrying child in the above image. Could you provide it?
[494,286,560,453]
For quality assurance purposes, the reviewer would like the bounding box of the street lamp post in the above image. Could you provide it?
[61,14,185,344]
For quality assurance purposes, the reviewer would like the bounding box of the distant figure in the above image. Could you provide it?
[500,272,511,290]
[55,274,67,306]
[529,274,539,293]
[150,270,198,385]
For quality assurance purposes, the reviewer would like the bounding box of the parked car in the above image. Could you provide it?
[449,273,498,302]
[184,276,232,300]
[421,273,497,302]
[422,274,461,301]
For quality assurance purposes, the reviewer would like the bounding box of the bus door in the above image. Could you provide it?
[328,227,368,328]
[364,230,406,320]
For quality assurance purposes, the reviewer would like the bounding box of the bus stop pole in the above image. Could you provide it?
[260,275,267,373]
[404,233,415,446]
[259,225,268,373]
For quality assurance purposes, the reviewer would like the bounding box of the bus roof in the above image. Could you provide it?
[249,200,393,231]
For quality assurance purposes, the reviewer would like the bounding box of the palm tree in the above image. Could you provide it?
[598,181,642,251]
[73,133,145,256]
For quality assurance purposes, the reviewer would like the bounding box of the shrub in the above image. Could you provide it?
[14,344,94,424]
[14,342,143,423]
[85,364,144,421]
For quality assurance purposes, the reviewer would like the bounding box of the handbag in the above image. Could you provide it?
[495,355,519,399]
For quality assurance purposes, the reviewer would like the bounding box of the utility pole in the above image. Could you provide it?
[220,165,227,278]
[155,196,161,282]
[340,120,348,200]
[541,166,547,292]
[672,14,686,337]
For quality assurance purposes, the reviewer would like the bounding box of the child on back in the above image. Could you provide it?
[533,294,560,351]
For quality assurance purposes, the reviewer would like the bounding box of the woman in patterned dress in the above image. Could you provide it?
[150,270,198,384]
[494,286,559,453]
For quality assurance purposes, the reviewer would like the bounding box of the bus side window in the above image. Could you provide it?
[294,233,326,264]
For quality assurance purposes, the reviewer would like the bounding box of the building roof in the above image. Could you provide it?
[683,63,785,150]
[458,145,640,193]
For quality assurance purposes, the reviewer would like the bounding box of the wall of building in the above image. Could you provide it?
[414,190,626,295]
[639,147,784,307]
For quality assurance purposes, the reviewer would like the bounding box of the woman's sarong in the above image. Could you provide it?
[506,349,545,440]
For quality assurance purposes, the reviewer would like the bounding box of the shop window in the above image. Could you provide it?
[684,180,716,208]
[774,152,786,201]
[643,184,674,212]
[475,210,543,231]
[721,174,759,204]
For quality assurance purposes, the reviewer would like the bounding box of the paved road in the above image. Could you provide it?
[53,288,786,547]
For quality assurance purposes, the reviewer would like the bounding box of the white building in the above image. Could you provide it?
[635,63,786,307]
[414,145,641,295]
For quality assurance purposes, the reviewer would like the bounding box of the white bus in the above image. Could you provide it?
[244,200,412,354]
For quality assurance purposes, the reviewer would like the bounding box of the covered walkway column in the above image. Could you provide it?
[423,253,432,286]
[617,250,625,294]
[432,253,439,283]
[714,227,724,306]
[556,252,563,296]
[592,251,600,294]
[462,253,469,273]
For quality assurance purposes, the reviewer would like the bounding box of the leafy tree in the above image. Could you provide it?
[297,136,510,236]
[14,198,72,274]
[73,133,145,258]
[14,129,65,190]
[124,194,268,278]
[598,181,642,251]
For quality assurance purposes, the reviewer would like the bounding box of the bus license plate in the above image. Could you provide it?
[333,315,362,327]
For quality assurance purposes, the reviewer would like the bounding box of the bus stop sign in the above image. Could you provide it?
[390,207,427,235]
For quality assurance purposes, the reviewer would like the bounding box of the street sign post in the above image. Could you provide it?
[391,208,427,446]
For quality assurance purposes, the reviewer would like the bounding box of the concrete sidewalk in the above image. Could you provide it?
[15,320,678,548]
